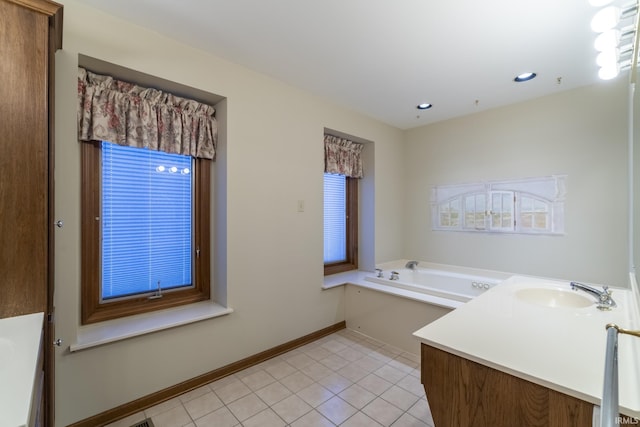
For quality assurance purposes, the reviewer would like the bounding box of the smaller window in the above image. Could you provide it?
[323,173,358,275]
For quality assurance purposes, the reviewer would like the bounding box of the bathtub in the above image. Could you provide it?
[365,267,502,303]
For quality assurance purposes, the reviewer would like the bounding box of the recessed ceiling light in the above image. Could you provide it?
[417,103,432,110]
[514,72,537,82]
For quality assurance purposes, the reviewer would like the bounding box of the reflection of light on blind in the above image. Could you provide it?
[101,141,193,300]
[323,173,347,263]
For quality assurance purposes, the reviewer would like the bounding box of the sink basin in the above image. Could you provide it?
[515,287,594,308]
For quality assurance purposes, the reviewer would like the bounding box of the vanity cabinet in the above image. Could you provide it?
[0,0,62,425]
[421,344,594,427]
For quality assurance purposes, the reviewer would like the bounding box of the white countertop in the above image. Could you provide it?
[413,275,640,418]
[0,312,44,427]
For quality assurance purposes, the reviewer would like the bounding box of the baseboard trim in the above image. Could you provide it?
[68,321,346,427]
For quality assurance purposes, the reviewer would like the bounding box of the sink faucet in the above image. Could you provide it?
[570,281,616,310]
[405,260,418,270]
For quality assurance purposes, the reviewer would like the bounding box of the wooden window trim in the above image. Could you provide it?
[324,176,358,276]
[81,141,210,324]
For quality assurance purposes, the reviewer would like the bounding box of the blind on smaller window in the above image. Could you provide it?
[324,173,347,263]
[101,142,193,300]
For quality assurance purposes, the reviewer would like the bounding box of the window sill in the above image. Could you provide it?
[322,270,369,290]
[70,301,233,352]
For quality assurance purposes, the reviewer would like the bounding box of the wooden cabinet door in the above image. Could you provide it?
[0,0,50,319]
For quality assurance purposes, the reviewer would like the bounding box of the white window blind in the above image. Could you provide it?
[101,141,193,300]
[323,173,347,263]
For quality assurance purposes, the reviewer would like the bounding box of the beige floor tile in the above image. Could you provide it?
[296,382,335,407]
[184,391,224,420]
[374,364,407,384]
[319,353,350,371]
[320,339,349,354]
[179,385,213,403]
[301,344,333,361]
[255,380,293,406]
[239,369,276,391]
[406,397,434,425]
[151,405,192,427]
[289,409,335,427]
[264,360,298,380]
[214,378,252,404]
[396,375,426,397]
[338,362,370,383]
[145,397,183,418]
[300,361,334,381]
[242,408,286,427]
[390,412,431,427]
[356,355,386,373]
[340,411,383,427]
[388,356,419,374]
[380,385,420,411]
[336,346,366,362]
[362,397,404,427]
[117,331,438,427]
[271,394,313,424]
[317,372,353,394]
[285,352,317,369]
[280,370,315,393]
[338,383,376,409]
[316,396,358,425]
[194,406,239,427]
[226,392,268,421]
[208,374,239,391]
[357,373,393,396]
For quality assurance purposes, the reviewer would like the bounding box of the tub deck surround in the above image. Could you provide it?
[413,275,640,418]
[322,260,511,310]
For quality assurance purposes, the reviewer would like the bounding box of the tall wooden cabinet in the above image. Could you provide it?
[0,0,62,425]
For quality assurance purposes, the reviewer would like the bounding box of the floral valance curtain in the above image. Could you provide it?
[324,134,364,178]
[77,67,217,160]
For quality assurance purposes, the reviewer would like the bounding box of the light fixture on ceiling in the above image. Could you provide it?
[417,103,432,110]
[590,0,640,80]
[514,72,537,82]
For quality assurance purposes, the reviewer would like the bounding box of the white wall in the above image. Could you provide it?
[403,81,630,286]
[53,1,405,425]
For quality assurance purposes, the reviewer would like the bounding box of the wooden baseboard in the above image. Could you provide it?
[68,321,346,427]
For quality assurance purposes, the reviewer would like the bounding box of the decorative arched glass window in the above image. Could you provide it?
[431,175,566,235]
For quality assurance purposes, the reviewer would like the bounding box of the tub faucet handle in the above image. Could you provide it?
[375,268,383,278]
[390,271,399,280]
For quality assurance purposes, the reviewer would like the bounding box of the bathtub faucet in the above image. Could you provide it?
[570,281,616,310]
[390,271,399,280]
[375,268,383,278]
[405,260,419,270]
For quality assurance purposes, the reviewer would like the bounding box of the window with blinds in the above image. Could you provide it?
[101,141,193,300]
[323,173,347,263]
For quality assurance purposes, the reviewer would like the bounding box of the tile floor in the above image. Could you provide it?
[105,329,435,427]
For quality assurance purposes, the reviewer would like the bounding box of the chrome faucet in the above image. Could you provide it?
[390,271,399,280]
[375,268,384,278]
[405,260,419,270]
[570,281,616,310]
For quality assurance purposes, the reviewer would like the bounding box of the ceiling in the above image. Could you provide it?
[80,0,609,129]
